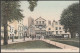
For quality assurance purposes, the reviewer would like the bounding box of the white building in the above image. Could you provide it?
[27,17,71,38]
[52,20,71,38]
[46,21,54,37]
[1,27,4,39]
[35,17,46,39]
[7,20,24,39]
[17,20,24,39]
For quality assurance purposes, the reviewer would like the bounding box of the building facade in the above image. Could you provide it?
[17,20,24,39]
[27,17,71,38]
[27,17,35,37]
[52,20,71,38]
[27,25,35,37]
[6,20,24,39]
[46,21,54,37]
[28,17,34,27]
[35,17,46,39]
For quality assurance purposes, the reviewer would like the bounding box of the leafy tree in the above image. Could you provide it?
[28,0,38,11]
[60,3,80,38]
[1,1,24,45]
[1,0,38,45]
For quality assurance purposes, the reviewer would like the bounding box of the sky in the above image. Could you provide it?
[20,1,79,26]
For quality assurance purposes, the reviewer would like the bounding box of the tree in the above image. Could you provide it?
[60,3,80,38]
[28,0,38,11]
[1,0,38,45]
[1,1,24,45]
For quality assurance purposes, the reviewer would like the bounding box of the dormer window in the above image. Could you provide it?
[55,22,58,25]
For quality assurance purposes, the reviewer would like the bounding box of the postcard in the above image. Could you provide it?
[1,0,79,53]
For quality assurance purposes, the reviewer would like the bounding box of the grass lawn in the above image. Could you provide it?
[52,40,80,48]
[1,40,61,49]
[48,38,79,41]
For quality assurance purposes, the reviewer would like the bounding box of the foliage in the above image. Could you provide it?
[1,1,24,25]
[60,3,80,38]
[1,0,38,45]
[1,1,24,45]
[28,0,38,11]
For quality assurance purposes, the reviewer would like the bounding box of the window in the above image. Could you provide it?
[39,21,41,24]
[56,27,58,30]
[59,27,61,30]
[48,28,51,30]
[12,29,13,32]
[42,21,44,24]
[60,31,62,34]
[56,31,58,34]
[65,31,67,33]
[36,21,38,24]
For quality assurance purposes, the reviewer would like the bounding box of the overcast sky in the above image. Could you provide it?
[20,1,79,26]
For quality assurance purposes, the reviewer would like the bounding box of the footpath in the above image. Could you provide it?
[1,38,34,45]
[41,39,79,50]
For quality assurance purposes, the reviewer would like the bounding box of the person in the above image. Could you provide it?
[12,34,14,42]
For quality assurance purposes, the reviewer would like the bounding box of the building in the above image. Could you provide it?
[17,20,24,39]
[27,25,35,37]
[1,27,4,39]
[27,17,71,38]
[27,17,35,37]
[52,20,71,38]
[46,21,54,38]
[23,26,27,37]
[28,17,34,27]
[7,20,24,39]
[8,25,15,39]
[8,21,18,39]
[35,17,46,39]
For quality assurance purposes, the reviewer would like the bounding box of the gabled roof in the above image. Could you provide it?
[35,17,46,21]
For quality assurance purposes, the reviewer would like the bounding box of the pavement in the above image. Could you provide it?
[1,37,35,45]
[41,39,79,50]
[1,38,79,52]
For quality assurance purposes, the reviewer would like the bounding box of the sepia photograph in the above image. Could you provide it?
[1,0,80,52]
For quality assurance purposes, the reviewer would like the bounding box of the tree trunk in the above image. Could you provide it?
[3,19,8,45]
